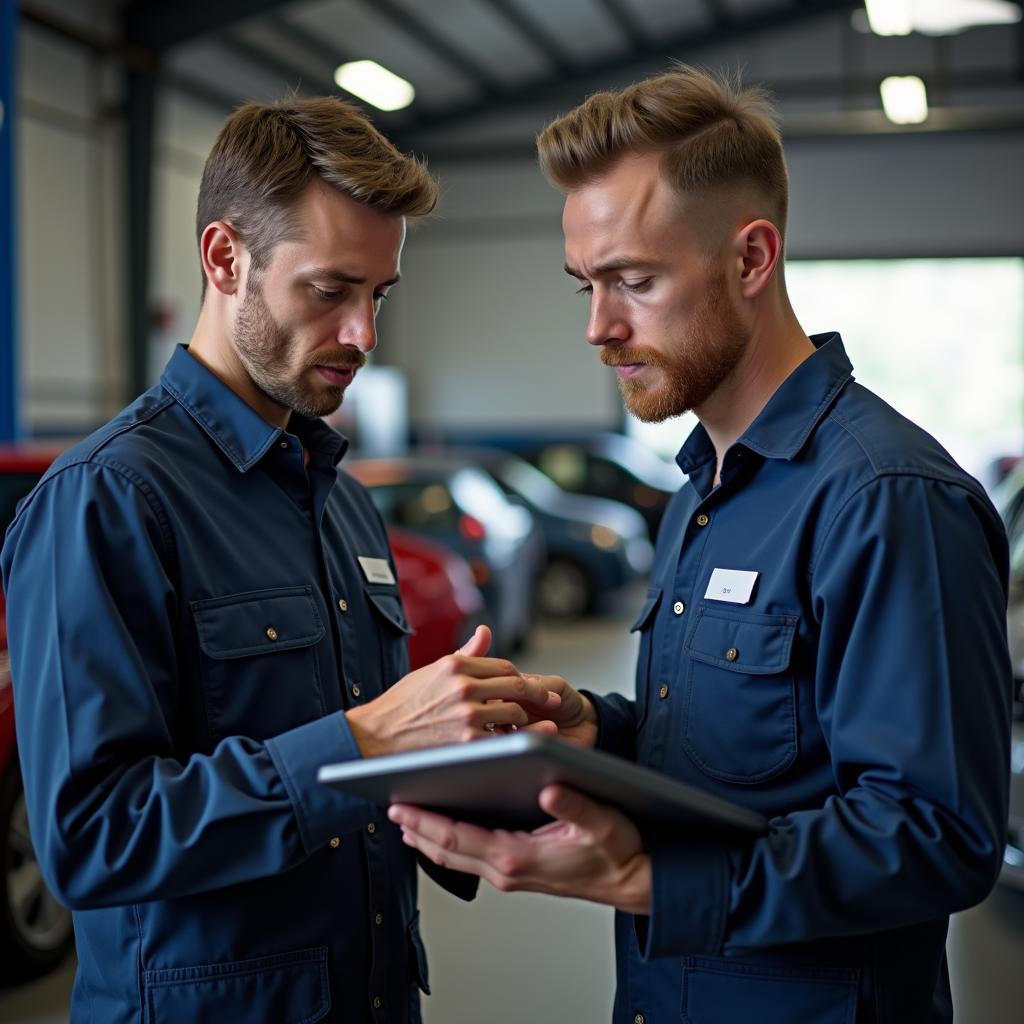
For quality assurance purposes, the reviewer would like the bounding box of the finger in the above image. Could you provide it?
[468,674,560,708]
[522,720,559,737]
[457,624,492,658]
[449,656,524,680]
[473,701,530,729]
[538,785,614,834]
[389,804,492,854]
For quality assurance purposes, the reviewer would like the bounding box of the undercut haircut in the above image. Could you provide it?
[196,96,438,294]
[537,65,788,236]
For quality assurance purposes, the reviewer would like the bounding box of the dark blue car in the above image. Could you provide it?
[454,448,654,620]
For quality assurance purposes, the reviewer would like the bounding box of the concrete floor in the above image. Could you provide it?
[2,590,1023,1023]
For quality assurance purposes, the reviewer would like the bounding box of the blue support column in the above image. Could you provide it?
[0,0,19,441]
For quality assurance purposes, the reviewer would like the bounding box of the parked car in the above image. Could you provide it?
[387,526,484,668]
[502,432,684,541]
[347,456,544,654]
[0,447,75,982]
[991,460,1024,888]
[449,447,653,619]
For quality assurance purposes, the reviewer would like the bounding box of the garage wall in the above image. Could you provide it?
[17,8,124,435]
[15,19,1024,439]
[380,129,1024,435]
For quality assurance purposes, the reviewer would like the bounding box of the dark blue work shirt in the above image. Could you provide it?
[0,345,474,1024]
[591,334,1012,1024]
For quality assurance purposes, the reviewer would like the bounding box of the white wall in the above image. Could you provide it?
[17,10,124,434]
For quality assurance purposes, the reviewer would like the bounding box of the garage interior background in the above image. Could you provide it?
[3,0,1024,1022]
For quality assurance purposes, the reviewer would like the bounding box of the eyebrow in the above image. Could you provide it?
[563,257,659,279]
[304,267,402,288]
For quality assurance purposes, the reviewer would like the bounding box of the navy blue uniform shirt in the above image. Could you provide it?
[591,334,1012,1024]
[1,345,475,1024]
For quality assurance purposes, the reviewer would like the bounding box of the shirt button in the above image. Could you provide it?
[329,837,340,849]
[696,513,709,527]
[265,626,278,641]
[351,684,362,698]
[338,598,349,613]
[367,823,376,835]
[634,1014,645,1024]
[725,647,739,662]
[373,996,382,1009]
[279,440,289,449]
[673,600,685,615]
[375,912,383,925]
[658,684,669,699]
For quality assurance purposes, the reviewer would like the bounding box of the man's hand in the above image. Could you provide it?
[520,674,599,748]
[346,626,561,757]
[388,785,651,915]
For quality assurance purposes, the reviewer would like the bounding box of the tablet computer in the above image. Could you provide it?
[317,732,767,835]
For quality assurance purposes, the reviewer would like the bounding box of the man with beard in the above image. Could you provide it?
[0,97,561,1024]
[389,68,1014,1022]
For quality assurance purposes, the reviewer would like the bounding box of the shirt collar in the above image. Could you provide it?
[677,332,853,474]
[160,345,348,472]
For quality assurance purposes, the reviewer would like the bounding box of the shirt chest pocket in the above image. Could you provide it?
[683,607,799,784]
[191,586,327,744]
[364,584,414,687]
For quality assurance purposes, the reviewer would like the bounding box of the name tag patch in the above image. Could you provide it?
[705,568,759,604]
[357,556,396,585]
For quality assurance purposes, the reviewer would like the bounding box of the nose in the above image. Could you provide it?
[338,299,378,354]
[585,290,629,348]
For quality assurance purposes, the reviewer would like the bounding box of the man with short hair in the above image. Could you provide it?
[1,97,559,1023]
[390,68,1013,1022]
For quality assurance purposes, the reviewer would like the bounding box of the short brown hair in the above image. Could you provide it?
[197,96,438,292]
[537,65,788,234]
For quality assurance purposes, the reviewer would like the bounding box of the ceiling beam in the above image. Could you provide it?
[216,32,331,97]
[400,0,863,138]
[592,0,648,50]
[700,0,734,29]
[480,0,576,74]
[404,66,1024,158]
[122,0,299,52]
[353,0,505,96]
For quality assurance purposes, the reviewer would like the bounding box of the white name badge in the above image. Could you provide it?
[357,556,396,585]
[704,568,759,604]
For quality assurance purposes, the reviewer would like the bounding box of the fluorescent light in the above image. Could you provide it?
[864,0,1021,37]
[911,0,1020,35]
[865,0,912,35]
[880,76,929,124]
[334,60,415,112]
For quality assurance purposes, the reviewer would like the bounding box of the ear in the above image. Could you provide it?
[734,219,783,301]
[199,220,246,297]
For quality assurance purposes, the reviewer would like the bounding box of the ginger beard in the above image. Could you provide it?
[602,270,749,423]
[233,273,366,419]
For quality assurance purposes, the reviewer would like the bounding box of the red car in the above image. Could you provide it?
[0,447,75,982]
[387,526,484,668]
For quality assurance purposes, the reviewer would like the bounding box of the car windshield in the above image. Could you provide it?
[495,457,563,504]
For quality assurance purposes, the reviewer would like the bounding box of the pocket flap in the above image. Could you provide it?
[192,587,325,660]
[687,609,797,675]
[629,587,663,633]
[365,586,415,635]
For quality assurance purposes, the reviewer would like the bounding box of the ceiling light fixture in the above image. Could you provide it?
[334,60,415,112]
[864,0,1021,37]
[880,75,929,123]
